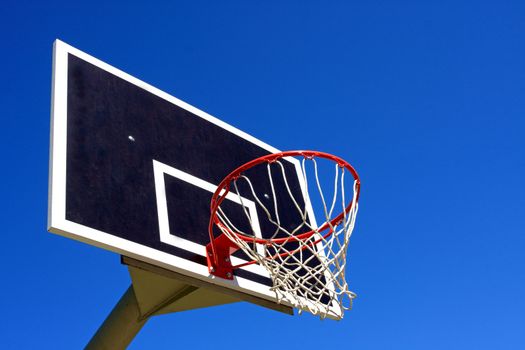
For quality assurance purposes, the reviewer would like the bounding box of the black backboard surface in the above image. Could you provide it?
[49,40,320,304]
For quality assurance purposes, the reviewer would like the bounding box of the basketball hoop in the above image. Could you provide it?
[206,151,360,319]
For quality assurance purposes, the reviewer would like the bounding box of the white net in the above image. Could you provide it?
[213,155,359,319]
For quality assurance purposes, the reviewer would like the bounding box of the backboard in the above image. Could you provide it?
[48,40,344,316]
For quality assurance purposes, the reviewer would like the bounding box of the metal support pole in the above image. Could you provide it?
[85,285,147,350]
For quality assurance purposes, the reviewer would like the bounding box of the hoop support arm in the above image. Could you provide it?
[206,233,240,280]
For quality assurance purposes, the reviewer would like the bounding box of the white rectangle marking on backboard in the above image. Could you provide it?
[152,160,267,276]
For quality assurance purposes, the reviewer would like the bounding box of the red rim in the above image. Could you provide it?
[208,150,361,252]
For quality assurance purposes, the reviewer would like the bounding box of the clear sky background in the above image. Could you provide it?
[1,1,524,349]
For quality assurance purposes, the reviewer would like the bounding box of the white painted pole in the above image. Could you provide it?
[85,285,147,350]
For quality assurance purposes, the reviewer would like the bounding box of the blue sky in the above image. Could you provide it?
[1,0,524,349]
